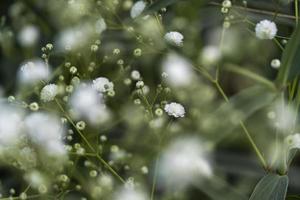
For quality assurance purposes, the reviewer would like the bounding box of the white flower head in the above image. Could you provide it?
[159,137,212,189]
[18,25,40,47]
[162,53,194,87]
[255,20,277,40]
[40,84,58,102]
[24,112,66,157]
[200,45,221,66]
[131,70,141,80]
[18,59,50,84]
[70,83,110,124]
[271,59,281,69]
[164,102,185,118]
[93,77,114,93]
[164,31,184,46]
[114,187,147,200]
[130,1,146,18]
[286,133,300,149]
[0,103,24,145]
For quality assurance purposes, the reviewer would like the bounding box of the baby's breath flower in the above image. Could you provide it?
[93,77,114,93]
[18,59,50,84]
[164,31,184,46]
[271,59,281,69]
[255,20,277,40]
[130,1,146,18]
[40,84,58,102]
[18,25,39,47]
[136,80,144,88]
[76,121,86,130]
[131,70,141,80]
[29,102,39,111]
[164,102,185,118]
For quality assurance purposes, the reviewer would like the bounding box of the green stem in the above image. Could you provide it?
[296,0,299,26]
[54,99,126,184]
[214,81,268,169]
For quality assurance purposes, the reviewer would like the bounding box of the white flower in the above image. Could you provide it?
[162,53,194,87]
[164,31,184,46]
[18,59,50,84]
[255,20,277,40]
[24,112,64,144]
[40,84,58,102]
[95,18,107,34]
[130,1,146,18]
[159,137,212,189]
[70,83,110,124]
[200,45,221,66]
[164,102,185,118]
[0,103,24,145]
[93,77,114,93]
[18,25,40,47]
[131,70,141,80]
[114,187,147,200]
[286,133,300,149]
[271,59,281,69]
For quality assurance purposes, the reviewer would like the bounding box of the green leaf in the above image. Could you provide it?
[224,64,276,91]
[249,173,289,200]
[286,195,300,200]
[143,0,183,14]
[207,86,277,142]
[276,23,300,87]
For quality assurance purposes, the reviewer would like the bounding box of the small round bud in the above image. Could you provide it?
[8,95,15,102]
[29,102,39,111]
[155,108,163,116]
[271,59,281,69]
[76,121,86,130]
[134,98,141,105]
[222,0,232,8]
[70,66,77,74]
[46,43,53,50]
[89,170,98,177]
[136,81,144,88]
[133,48,142,57]
[91,44,98,52]
[113,48,120,55]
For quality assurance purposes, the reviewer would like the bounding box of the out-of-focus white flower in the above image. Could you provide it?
[0,103,24,145]
[56,21,105,51]
[164,31,184,46]
[18,59,50,84]
[131,70,141,80]
[159,137,212,188]
[271,59,281,69]
[271,101,296,133]
[95,18,107,34]
[93,77,114,93]
[18,25,39,47]
[114,187,147,200]
[40,84,58,102]
[130,1,146,18]
[286,133,300,149]
[164,102,185,118]
[200,45,221,66]
[25,171,47,190]
[255,20,277,40]
[70,83,110,124]
[162,53,194,87]
[24,112,65,156]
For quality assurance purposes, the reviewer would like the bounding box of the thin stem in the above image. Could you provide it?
[54,99,126,184]
[213,81,268,169]
[296,0,299,26]
[210,1,300,21]
[150,120,173,200]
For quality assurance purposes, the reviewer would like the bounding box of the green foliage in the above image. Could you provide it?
[249,174,289,200]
